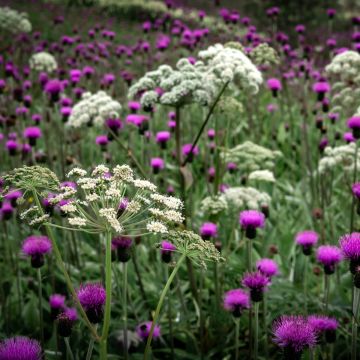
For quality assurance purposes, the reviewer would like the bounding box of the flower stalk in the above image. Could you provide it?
[144,253,186,359]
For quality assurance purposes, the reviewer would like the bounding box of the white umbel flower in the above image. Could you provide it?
[29,52,58,73]
[248,170,276,182]
[67,91,122,128]
[0,7,32,33]
[318,143,360,173]
[199,44,263,94]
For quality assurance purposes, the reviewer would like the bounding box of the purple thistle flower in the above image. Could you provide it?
[77,283,106,323]
[267,78,282,97]
[49,294,66,309]
[5,140,18,156]
[23,127,42,146]
[161,240,176,263]
[156,131,171,149]
[308,315,338,332]
[112,237,133,262]
[256,258,279,278]
[4,190,22,207]
[347,116,360,139]
[339,233,360,274]
[312,82,330,101]
[57,307,78,338]
[207,128,215,140]
[44,79,63,102]
[295,230,319,255]
[1,202,14,220]
[95,135,108,151]
[353,183,360,199]
[308,315,338,343]
[344,132,355,143]
[242,271,269,302]
[316,245,342,274]
[60,107,72,122]
[106,118,123,137]
[182,144,199,162]
[22,235,52,268]
[239,210,265,239]
[136,321,161,341]
[327,8,336,18]
[223,288,250,317]
[49,293,66,319]
[31,114,42,124]
[200,222,217,240]
[0,336,42,360]
[128,101,141,113]
[273,315,317,357]
[227,162,237,173]
[150,158,164,174]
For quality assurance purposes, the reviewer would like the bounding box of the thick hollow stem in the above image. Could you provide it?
[99,232,113,360]
[182,82,229,167]
[144,254,186,360]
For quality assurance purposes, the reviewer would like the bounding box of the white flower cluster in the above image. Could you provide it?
[200,195,228,216]
[129,43,262,108]
[249,43,280,67]
[198,44,263,94]
[128,58,218,108]
[67,91,122,128]
[29,52,58,73]
[326,51,360,116]
[248,170,276,183]
[41,164,184,236]
[318,143,360,174]
[222,186,271,210]
[326,51,360,82]
[221,141,282,172]
[0,7,32,33]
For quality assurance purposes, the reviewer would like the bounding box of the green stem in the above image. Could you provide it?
[235,318,240,360]
[99,232,113,360]
[32,190,100,341]
[324,274,330,313]
[254,302,259,360]
[64,338,75,360]
[85,338,95,360]
[247,238,252,272]
[37,268,44,348]
[262,296,269,358]
[304,256,308,314]
[350,140,359,232]
[166,266,175,360]
[144,254,186,360]
[123,262,128,360]
[182,82,229,166]
[351,286,360,360]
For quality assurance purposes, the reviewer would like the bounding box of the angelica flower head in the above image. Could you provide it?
[29,52,57,73]
[67,91,122,128]
[0,7,32,33]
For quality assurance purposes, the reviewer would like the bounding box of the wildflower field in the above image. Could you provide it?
[0,0,360,359]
